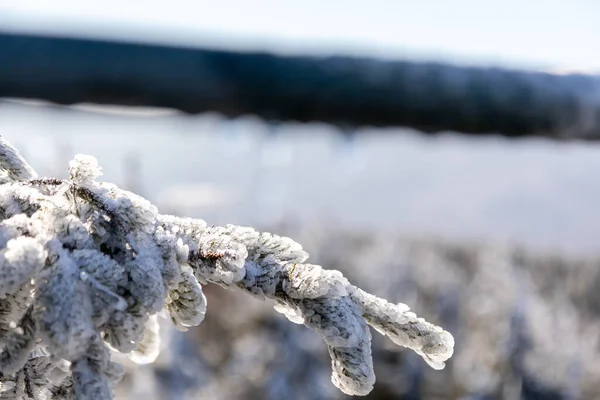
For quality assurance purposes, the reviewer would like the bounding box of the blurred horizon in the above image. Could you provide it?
[3,99,600,258]
[1,1,600,72]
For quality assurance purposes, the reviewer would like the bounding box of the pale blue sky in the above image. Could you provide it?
[0,0,599,71]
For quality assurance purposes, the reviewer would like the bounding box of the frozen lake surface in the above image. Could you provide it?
[2,100,600,256]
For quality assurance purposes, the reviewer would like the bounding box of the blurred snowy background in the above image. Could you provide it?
[2,1,600,398]
[3,101,600,256]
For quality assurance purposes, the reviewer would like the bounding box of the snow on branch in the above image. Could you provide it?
[0,136,454,399]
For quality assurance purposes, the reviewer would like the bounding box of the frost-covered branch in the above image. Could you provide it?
[0,136,38,183]
[0,136,454,399]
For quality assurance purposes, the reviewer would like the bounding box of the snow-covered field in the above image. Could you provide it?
[2,100,600,256]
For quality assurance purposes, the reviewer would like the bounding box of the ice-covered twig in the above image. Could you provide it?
[0,136,38,182]
[0,136,454,399]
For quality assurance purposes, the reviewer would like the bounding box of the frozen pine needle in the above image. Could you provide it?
[0,135,454,399]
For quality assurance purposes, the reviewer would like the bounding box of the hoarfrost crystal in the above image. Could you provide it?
[0,136,454,399]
